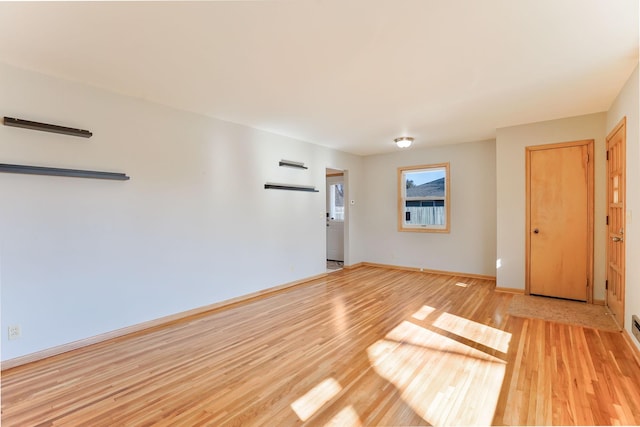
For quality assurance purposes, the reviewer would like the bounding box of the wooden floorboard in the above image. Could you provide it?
[2,266,639,426]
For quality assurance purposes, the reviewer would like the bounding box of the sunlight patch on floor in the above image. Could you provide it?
[323,405,363,427]
[367,320,507,426]
[433,312,511,354]
[291,378,342,421]
[412,305,436,321]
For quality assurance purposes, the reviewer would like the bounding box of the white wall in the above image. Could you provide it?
[606,64,640,351]
[0,63,364,361]
[495,113,607,299]
[362,139,496,277]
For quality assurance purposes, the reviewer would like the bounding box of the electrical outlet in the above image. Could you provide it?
[8,324,21,340]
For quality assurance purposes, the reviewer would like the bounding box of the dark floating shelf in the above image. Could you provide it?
[3,117,93,138]
[0,163,130,181]
[279,160,308,169]
[264,183,318,192]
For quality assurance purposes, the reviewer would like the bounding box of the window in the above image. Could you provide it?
[398,163,450,233]
[328,182,344,221]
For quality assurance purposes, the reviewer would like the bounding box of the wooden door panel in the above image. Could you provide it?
[526,140,593,302]
[607,118,626,327]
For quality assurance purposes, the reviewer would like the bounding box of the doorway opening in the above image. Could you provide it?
[326,168,345,272]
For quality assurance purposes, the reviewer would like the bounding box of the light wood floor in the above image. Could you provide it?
[2,266,640,426]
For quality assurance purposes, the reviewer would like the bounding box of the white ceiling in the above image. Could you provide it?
[0,1,637,156]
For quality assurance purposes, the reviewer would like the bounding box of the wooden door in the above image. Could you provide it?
[526,140,594,301]
[606,118,626,327]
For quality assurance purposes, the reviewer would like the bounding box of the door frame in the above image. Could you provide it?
[525,139,594,302]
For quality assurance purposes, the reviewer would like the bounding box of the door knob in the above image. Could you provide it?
[533,228,539,234]
[612,236,623,242]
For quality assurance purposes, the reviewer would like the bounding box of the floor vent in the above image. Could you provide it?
[633,315,640,343]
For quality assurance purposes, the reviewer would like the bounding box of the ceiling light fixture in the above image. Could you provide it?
[394,136,413,148]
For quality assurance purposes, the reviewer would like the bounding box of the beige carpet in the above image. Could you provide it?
[508,294,621,332]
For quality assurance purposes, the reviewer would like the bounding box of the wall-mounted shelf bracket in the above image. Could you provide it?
[265,183,318,192]
[0,163,129,181]
[279,160,307,169]
[3,117,93,138]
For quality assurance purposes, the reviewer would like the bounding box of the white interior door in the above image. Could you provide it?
[326,173,344,262]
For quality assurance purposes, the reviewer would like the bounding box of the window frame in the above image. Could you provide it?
[397,162,450,233]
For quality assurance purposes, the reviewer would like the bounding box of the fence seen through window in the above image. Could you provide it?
[398,163,450,233]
